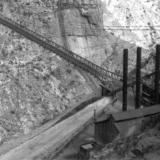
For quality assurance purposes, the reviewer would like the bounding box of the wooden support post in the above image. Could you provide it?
[135,47,141,109]
[123,49,128,111]
[155,44,160,103]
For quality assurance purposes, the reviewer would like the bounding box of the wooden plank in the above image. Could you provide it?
[0,97,112,160]
[112,104,160,122]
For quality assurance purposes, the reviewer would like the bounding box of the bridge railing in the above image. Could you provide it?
[0,14,122,84]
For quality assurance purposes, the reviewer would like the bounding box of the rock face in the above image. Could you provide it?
[0,0,94,142]
[102,0,160,49]
[0,0,158,143]
[58,1,107,66]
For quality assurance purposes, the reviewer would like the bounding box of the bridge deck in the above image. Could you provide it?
[0,97,112,160]
[0,14,122,90]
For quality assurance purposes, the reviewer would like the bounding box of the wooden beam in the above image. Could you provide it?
[112,104,160,137]
[113,104,160,122]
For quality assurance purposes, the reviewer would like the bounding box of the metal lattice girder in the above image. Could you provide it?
[0,14,122,87]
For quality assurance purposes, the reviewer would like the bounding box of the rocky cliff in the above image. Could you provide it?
[0,0,158,143]
[0,0,96,143]
[102,0,160,49]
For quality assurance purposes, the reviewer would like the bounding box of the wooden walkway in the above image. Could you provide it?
[0,97,112,160]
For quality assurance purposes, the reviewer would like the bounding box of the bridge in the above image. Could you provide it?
[0,14,123,91]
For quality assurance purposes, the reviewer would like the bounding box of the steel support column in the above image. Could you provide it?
[135,47,141,109]
[123,49,128,111]
[155,44,160,103]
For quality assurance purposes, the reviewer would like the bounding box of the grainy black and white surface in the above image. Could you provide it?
[0,0,159,160]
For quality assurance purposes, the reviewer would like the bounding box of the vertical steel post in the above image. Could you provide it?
[135,47,141,109]
[123,49,128,111]
[93,109,96,122]
[155,44,160,103]
[57,2,70,50]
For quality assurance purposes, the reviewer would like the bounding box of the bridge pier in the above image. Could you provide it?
[155,44,160,103]
[122,49,128,111]
[135,47,141,109]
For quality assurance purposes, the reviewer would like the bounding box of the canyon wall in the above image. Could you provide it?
[0,0,159,143]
